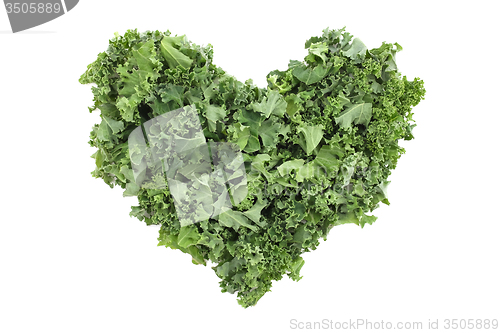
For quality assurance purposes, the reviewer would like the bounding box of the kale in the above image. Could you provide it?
[79,27,425,308]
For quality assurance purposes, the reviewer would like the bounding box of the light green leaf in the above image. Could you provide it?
[288,257,305,281]
[251,90,287,118]
[292,63,330,85]
[160,84,184,107]
[242,199,268,227]
[334,103,372,128]
[97,116,124,141]
[297,124,324,155]
[123,182,140,197]
[237,109,263,153]
[186,246,206,265]
[171,133,206,152]
[259,119,289,148]
[244,129,261,153]
[218,209,258,232]
[115,96,137,122]
[335,210,359,226]
[216,256,246,277]
[160,36,193,69]
[94,150,103,168]
[232,123,251,150]
[293,225,312,244]
[177,225,201,248]
[359,214,377,228]
[250,154,272,180]
[342,37,368,60]
[238,108,264,127]
[373,180,391,205]
[296,162,316,182]
[206,105,227,132]
[132,39,157,72]
[116,65,141,98]
[306,42,329,65]
[277,159,304,177]
[313,145,343,176]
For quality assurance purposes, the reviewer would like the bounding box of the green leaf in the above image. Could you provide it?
[160,84,184,107]
[251,90,287,118]
[97,104,120,118]
[218,209,258,232]
[177,225,201,248]
[297,124,324,155]
[123,182,140,197]
[293,225,312,244]
[244,129,260,153]
[216,256,246,277]
[186,245,206,265]
[238,109,263,153]
[231,123,251,150]
[373,180,391,205]
[242,199,268,228]
[116,66,141,98]
[334,103,372,128]
[342,37,368,60]
[292,63,330,85]
[313,145,342,176]
[96,116,124,141]
[359,214,377,228]
[160,36,193,69]
[296,162,316,182]
[250,154,272,180]
[206,105,227,132]
[132,39,157,72]
[306,42,329,65]
[259,119,289,148]
[277,159,304,177]
[94,150,103,168]
[238,108,264,127]
[336,211,359,226]
[288,257,305,281]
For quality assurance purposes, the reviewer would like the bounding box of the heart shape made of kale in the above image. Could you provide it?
[79,27,425,307]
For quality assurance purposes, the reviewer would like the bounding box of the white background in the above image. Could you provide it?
[1,1,499,332]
